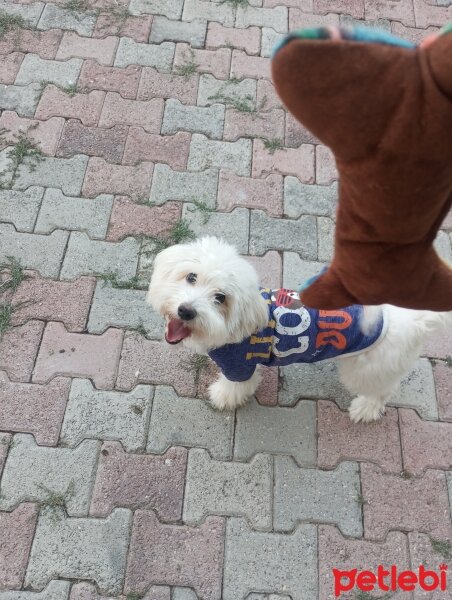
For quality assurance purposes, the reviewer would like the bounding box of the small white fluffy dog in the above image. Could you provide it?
[148,236,451,422]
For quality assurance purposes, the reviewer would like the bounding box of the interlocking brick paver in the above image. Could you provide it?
[0,187,44,232]
[0,225,69,278]
[125,511,225,599]
[390,358,438,420]
[0,321,44,383]
[0,83,41,118]
[90,442,187,519]
[0,580,71,599]
[56,121,128,163]
[285,111,318,146]
[0,52,25,85]
[365,0,415,25]
[162,98,225,139]
[408,532,452,600]
[129,0,184,19]
[289,9,339,29]
[70,582,170,600]
[257,79,282,110]
[261,28,285,58]
[274,458,362,537]
[188,133,252,176]
[182,204,249,252]
[93,13,153,42]
[149,164,218,206]
[0,433,11,476]
[182,0,234,26]
[253,140,315,182]
[15,55,82,87]
[78,61,142,98]
[206,23,260,55]
[318,401,403,473]
[25,508,132,595]
[174,44,231,81]
[361,463,452,541]
[0,112,64,156]
[183,449,272,530]
[0,2,43,25]
[340,14,391,31]
[283,252,326,289]
[316,145,338,185]
[35,189,113,238]
[197,73,256,108]
[33,322,123,390]
[99,93,163,132]
[255,367,279,406]
[314,0,364,18]
[284,179,337,217]
[114,38,175,70]
[235,5,288,31]
[82,157,153,200]
[13,154,88,196]
[434,361,452,421]
[246,250,282,288]
[172,590,197,600]
[217,171,283,216]
[61,379,153,451]
[150,16,206,47]
[250,209,317,258]
[147,386,234,459]
[138,66,199,104]
[124,128,191,167]
[423,328,452,359]
[391,20,439,45]
[0,504,39,589]
[0,434,98,516]
[224,518,317,600]
[37,5,96,35]
[0,29,63,60]
[0,372,70,445]
[231,50,271,80]
[36,86,105,127]
[317,216,334,261]
[56,32,117,67]
[224,107,285,142]
[234,399,316,466]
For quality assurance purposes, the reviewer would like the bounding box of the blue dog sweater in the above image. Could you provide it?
[208,288,386,382]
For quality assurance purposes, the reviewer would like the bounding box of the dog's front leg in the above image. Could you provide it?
[209,368,261,411]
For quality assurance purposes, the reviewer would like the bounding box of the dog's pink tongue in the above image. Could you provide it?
[166,318,191,344]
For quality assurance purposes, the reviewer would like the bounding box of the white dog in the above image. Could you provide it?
[148,236,451,422]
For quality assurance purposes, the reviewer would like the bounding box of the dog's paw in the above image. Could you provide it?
[349,395,386,423]
[208,377,248,411]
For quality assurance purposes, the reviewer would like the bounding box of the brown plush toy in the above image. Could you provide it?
[271,25,452,311]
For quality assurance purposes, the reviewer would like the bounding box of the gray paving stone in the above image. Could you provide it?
[147,386,234,460]
[278,361,350,407]
[150,16,207,48]
[150,164,218,207]
[60,231,140,281]
[25,508,132,595]
[187,133,252,176]
[0,2,44,26]
[318,216,334,262]
[162,98,225,139]
[15,55,82,87]
[0,147,14,188]
[197,74,256,107]
[0,581,70,600]
[37,4,97,36]
[248,596,291,600]
[340,14,391,31]
[88,281,164,336]
[0,187,44,233]
[182,203,249,253]
[183,0,234,27]
[35,189,113,239]
[284,179,337,219]
[274,458,363,537]
[172,589,198,600]
[129,0,184,19]
[114,37,175,71]
[60,378,153,452]
[13,154,88,196]
[223,518,317,600]
[235,5,288,32]
[249,210,317,258]
[435,229,452,263]
[0,224,69,278]
[183,448,272,530]
[0,433,98,516]
[0,83,41,118]
[234,398,317,466]
[389,357,438,420]
[261,28,285,58]
[283,252,327,290]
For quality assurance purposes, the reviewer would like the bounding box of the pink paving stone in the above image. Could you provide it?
[56,120,128,164]
[391,20,439,45]
[361,463,452,541]
[124,511,225,599]
[122,129,190,170]
[56,32,118,66]
[422,331,452,360]
[70,582,170,600]
[106,197,182,241]
[413,0,452,28]
[257,79,282,110]
[196,358,220,401]
[223,107,285,142]
[0,112,64,156]
[231,50,271,80]
[408,532,452,600]
[316,144,338,185]
[116,334,197,396]
[0,504,39,589]
[313,0,364,18]
[0,321,45,382]
[206,23,261,55]
[78,60,141,99]
[365,0,415,26]
[434,361,452,422]
[90,442,188,521]
[255,367,278,406]
[289,9,340,29]
[317,400,403,474]
[99,93,164,132]
[0,371,70,445]
[0,30,62,59]
[319,525,410,600]
[174,44,231,80]
[138,67,199,104]
[93,13,153,43]
[252,138,315,182]
[82,157,153,201]
[399,408,452,475]
[11,273,96,332]
[285,111,319,146]
[217,171,283,217]
[1,52,24,84]
[35,86,105,128]
[246,250,282,288]
[32,322,124,390]
[0,433,11,476]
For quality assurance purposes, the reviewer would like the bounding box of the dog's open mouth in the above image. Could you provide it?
[165,317,192,344]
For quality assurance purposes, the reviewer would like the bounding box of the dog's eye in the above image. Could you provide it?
[186,273,197,284]
[214,292,226,305]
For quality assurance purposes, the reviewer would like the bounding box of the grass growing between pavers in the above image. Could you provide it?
[38,80,81,100]
[263,138,284,154]
[180,353,210,387]
[174,49,199,78]
[0,130,43,189]
[0,257,26,293]
[37,481,75,512]
[100,272,144,290]
[353,592,394,599]
[187,199,215,224]
[0,9,32,39]
[141,219,196,255]
[0,303,13,337]
[220,0,249,6]
[430,536,452,559]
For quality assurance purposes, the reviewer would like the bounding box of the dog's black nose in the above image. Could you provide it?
[178,304,197,321]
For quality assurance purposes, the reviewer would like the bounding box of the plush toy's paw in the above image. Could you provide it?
[299,266,358,310]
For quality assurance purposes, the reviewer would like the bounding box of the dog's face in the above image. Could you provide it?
[147,237,269,353]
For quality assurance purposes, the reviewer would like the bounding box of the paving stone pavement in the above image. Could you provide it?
[0,1,451,598]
